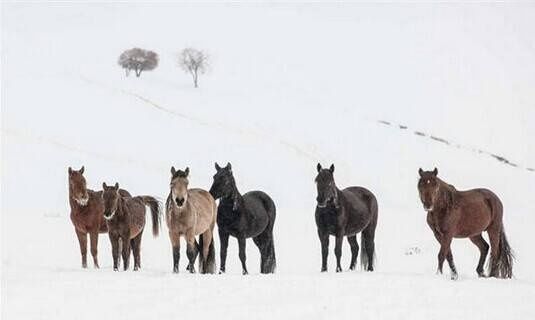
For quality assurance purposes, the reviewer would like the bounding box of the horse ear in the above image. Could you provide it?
[68,167,73,175]
[103,182,107,189]
[185,167,190,177]
[114,182,119,190]
[226,162,232,170]
[215,162,221,171]
[329,164,335,173]
[171,166,176,175]
[317,163,322,172]
[79,166,85,174]
[418,168,424,177]
[433,168,438,176]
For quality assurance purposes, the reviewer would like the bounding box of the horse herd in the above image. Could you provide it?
[68,163,514,280]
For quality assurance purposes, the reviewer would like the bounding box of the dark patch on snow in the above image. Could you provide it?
[378,120,391,126]
[527,168,535,172]
[490,154,517,167]
[414,131,425,137]
[430,136,450,145]
[399,125,408,130]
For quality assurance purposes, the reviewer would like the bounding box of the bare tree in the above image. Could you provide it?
[118,48,159,77]
[178,48,208,88]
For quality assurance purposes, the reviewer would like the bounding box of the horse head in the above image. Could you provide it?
[315,163,338,208]
[68,166,89,206]
[102,182,120,220]
[417,167,440,211]
[170,166,190,208]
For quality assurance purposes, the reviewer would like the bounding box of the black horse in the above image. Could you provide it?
[209,162,276,274]
[315,163,378,272]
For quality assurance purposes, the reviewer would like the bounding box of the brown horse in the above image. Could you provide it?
[68,166,131,268]
[166,167,217,274]
[102,182,161,271]
[418,168,514,280]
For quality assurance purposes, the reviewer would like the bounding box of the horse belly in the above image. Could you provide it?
[454,207,491,238]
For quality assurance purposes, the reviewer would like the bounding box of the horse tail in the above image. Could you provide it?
[198,234,216,274]
[360,192,378,271]
[497,227,514,278]
[139,196,162,237]
[258,192,276,273]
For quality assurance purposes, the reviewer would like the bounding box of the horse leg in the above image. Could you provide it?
[438,235,457,280]
[347,235,359,271]
[219,230,229,274]
[89,231,99,268]
[131,230,143,271]
[169,231,180,273]
[334,234,343,272]
[109,233,120,271]
[186,234,198,273]
[200,231,213,274]
[75,229,88,268]
[238,237,248,275]
[122,235,131,271]
[318,229,329,272]
[469,234,489,277]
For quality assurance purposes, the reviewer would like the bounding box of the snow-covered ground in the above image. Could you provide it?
[2,3,535,319]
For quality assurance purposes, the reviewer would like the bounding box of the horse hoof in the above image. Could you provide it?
[336,267,342,273]
[219,269,225,274]
[173,268,179,274]
[94,263,100,269]
[242,270,248,275]
[451,273,459,281]
[134,267,139,271]
[113,268,118,272]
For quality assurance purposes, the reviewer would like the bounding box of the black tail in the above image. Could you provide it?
[360,194,378,271]
[140,196,161,237]
[496,228,514,278]
[263,234,276,273]
[261,193,276,273]
[198,234,216,274]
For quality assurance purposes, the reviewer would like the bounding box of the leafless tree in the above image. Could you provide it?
[178,48,208,88]
[118,48,159,77]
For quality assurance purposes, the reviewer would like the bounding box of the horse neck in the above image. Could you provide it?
[222,180,243,210]
[436,180,456,211]
[116,196,128,218]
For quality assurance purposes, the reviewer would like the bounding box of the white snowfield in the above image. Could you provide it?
[2,3,535,320]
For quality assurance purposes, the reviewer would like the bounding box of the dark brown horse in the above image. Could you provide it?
[102,182,161,271]
[68,166,131,268]
[418,168,514,280]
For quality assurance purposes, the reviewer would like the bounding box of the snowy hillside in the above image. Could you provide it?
[2,3,535,320]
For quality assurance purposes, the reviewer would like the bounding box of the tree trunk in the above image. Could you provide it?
[125,68,130,77]
[193,72,198,88]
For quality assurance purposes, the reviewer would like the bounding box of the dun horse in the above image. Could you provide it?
[314,164,378,272]
[209,163,276,274]
[166,167,217,274]
[68,166,131,268]
[102,182,161,271]
[418,168,514,279]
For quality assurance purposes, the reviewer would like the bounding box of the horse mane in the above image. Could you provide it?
[437,178,458,210]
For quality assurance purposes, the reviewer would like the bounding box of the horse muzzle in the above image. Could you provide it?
[75,197,89,206]
[175,197,185,207]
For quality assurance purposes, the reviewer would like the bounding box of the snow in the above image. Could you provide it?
[2,2,535,319]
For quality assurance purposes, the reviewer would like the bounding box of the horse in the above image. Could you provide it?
[314,163,378,273]
[102,182,161,271]
[417,168,514,280]
[166,167,217,274]
[68,166,131,268]
[209,162,276,274]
